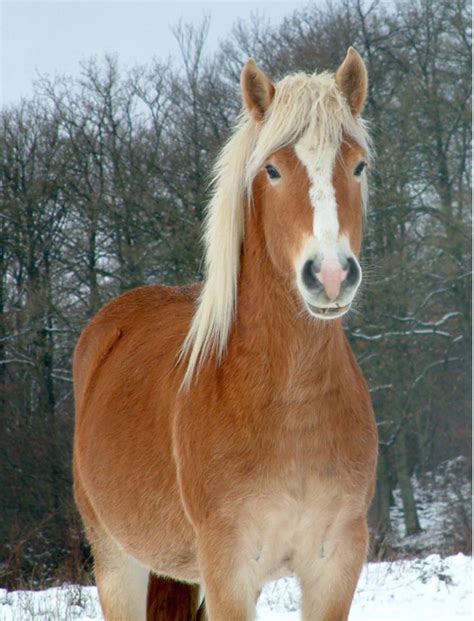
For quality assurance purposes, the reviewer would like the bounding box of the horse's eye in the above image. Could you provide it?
[354,161,367,177]
[265,164,281,180]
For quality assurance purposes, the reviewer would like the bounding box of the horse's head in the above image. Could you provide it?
[181,49,372,385]
[242,49,369,320]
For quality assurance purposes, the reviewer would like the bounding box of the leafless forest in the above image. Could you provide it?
[1,0,471,588]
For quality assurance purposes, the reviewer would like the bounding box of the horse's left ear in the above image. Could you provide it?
[241,59,275,121]
[335,47,368,116]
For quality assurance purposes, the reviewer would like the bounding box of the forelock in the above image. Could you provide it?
[245,71,371,193]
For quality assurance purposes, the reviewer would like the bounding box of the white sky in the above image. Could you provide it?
[1,0,310,105]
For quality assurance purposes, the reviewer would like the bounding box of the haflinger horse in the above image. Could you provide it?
[73,47,378,621]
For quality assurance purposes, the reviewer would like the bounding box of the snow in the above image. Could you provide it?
[1,554,471,620]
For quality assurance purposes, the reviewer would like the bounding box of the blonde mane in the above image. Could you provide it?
[180,70,371,388]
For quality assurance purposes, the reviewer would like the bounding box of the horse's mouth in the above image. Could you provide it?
[307,303,350,318]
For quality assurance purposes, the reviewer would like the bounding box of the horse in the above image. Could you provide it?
[73,47,378,621]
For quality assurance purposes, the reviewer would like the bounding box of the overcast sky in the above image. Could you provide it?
[1,1,310,105]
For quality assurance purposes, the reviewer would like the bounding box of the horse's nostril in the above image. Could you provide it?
[345,257,360,287]
[302,259,319,289]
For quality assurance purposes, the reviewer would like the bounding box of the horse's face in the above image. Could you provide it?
[259,135,366,319]
[243,49,369,320]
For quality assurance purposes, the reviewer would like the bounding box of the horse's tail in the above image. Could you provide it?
[147,575,206,620]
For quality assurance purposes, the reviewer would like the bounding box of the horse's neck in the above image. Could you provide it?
[231,209,347,392]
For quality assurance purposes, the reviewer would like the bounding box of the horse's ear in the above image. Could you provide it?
[241,59,275,121]
[335,47,368,116]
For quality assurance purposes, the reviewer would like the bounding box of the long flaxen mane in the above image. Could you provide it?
[180,69,371,388]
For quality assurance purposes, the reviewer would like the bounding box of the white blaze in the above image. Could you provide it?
[294,135,340,263]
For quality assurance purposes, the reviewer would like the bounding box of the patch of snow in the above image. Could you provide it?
[349,553,472,620]
[0,585,100,621]
[0,554,471,620]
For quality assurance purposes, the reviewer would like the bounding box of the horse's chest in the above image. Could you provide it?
[240,403,369,584]
[262,396,365,468]
[242,467,354,586]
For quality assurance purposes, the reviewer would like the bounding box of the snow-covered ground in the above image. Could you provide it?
[0,553,471,620]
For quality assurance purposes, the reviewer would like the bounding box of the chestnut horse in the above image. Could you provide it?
[73,48,378,621]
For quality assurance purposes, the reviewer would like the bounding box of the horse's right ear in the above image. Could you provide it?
[241,59,275,121]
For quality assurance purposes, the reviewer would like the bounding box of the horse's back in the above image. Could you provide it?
[73,283,197,412]
[73,283,201,577]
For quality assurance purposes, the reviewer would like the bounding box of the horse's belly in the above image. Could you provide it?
[75,410,200,581]
[114,507,200,582]
[78,455,200,581]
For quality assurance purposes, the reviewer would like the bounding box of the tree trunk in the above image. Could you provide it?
[369,446,393,556]
[395,429,421,536]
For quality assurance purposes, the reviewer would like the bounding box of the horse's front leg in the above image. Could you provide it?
[196,520,258,621]
[298,516,368,621]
